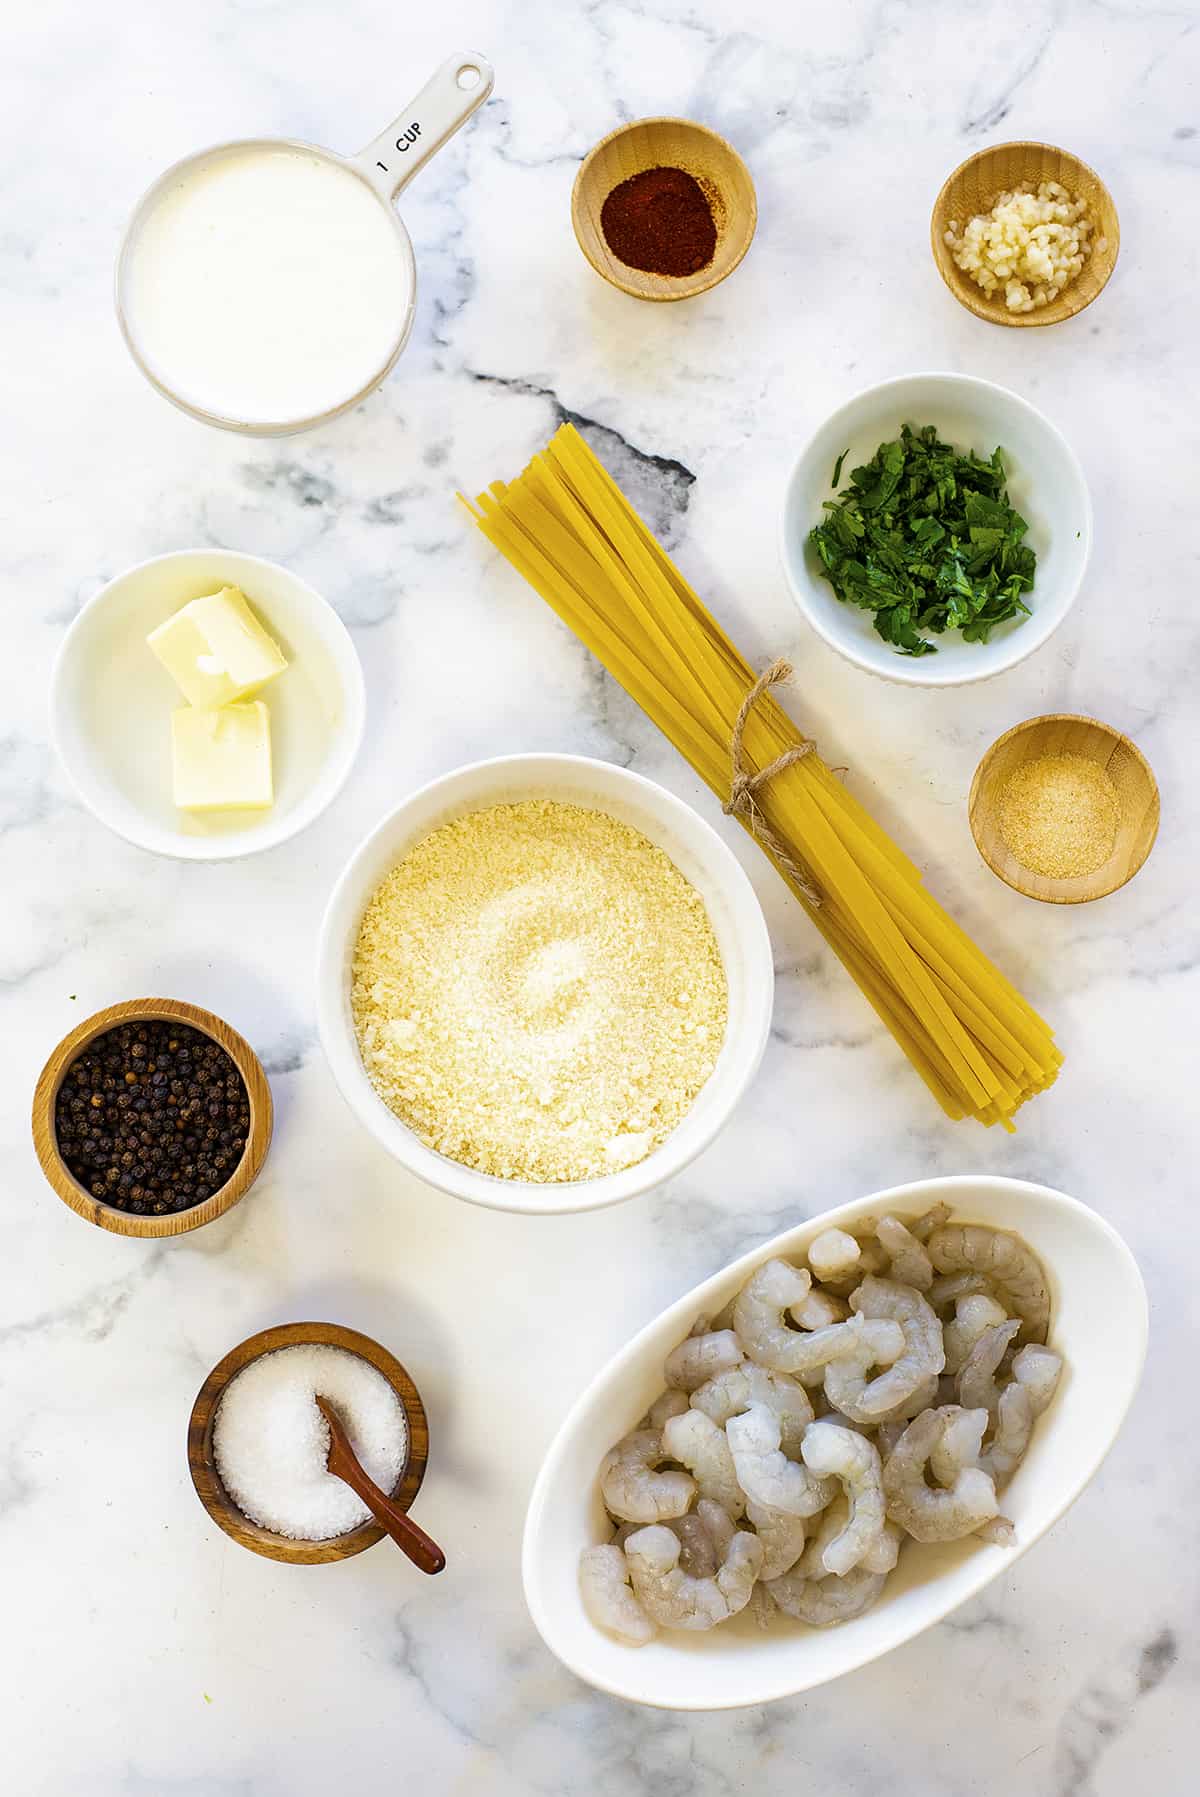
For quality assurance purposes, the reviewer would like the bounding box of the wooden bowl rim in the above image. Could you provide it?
[187,1320,430,1564]
[931,140,1120,329]
[969,712,1159,903]
[31,997,272,1237]
[571,115,757,302]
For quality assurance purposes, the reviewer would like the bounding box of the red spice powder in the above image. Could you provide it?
[599,165,718,278]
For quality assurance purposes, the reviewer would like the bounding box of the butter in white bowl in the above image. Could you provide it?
[148,585,287,707]
[52,548,364,861]
[172,701,274,811]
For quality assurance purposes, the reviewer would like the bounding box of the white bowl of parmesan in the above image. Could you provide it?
[316,754,775,1214]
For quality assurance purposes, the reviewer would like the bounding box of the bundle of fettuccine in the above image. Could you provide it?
[460,424,1059,1127]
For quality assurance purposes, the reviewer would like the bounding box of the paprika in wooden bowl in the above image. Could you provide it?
[572,117,756,302]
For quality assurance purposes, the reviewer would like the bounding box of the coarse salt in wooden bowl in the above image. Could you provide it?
[571,117,756,301]
[31,997,272,1237]
[188,1321,430,1565]
[969,714,1159,904]
[931,141,1119,327]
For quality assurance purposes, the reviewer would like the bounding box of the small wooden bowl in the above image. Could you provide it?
[188,1321,430,1564]
[31,997,272,1237]
[932,141,1119,327]
[571,117,756,301]
[970,714,1159,904]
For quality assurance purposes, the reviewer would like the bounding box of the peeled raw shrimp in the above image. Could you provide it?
[926,1225,1050,1343]
[750,1302,905,1385]
[875,1215,934,1291]
[661,1409,746,1519]
[746,1499,810,1579]
[825,1278,944,1421]
[928,1405,988,1487]
[616,1497,735,1576]
[732,1258,812,1369]
[674,1497,738,1576]
[694,1495,735,1558]
[767,1561,885,1626]
[601,1429,695,1523]
[690,1360,814,1458]
[863,1519,903,1574]
[643,1389,689,1430]
[883,1409,999,1541]
[624,1524,763,1630]
[909,1201,952,1242]
[726,1403,835,1517]
[804,1496,900,1575]
[807,1228,861,1283]
[671,1513,718,1578]
[980,1382,1034,1488]
[957,1319,1021,1415]
[943,1293,1010,1376]
[928,1272,995,1315]
[664,1328,744,1393]
[799,1420,887,1576]
[975,1340,1062,1488]
[579,1544,657,1646]
[794,1288,849,1329]
[1012,1344,1063,1414]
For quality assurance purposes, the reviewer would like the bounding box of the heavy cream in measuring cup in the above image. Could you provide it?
[123,145,413,426]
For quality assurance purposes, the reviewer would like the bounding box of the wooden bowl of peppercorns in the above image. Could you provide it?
[32,998,272,1237]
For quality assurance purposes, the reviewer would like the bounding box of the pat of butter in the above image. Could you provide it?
[172,702,273,812]
[148,586,287,708]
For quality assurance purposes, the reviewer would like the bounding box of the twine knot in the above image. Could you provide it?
[721,658,821,907]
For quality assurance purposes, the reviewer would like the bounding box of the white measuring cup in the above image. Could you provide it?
[116,53,494,436]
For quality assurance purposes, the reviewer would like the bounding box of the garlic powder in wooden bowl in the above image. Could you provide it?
[351,800,728,1182]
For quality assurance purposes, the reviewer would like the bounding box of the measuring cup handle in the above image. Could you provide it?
[355,53,494,201]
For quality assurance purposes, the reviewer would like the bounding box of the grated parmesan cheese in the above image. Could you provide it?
[351,800,728,1182]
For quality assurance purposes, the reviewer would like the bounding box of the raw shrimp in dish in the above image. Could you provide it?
[926,1224,1050,1343]
[583,1202,1064,1646]
[624,1525,763,1629]
[726,1403,835,1517]
[690,1360,814,1458]
[579,1545,657,1646]
[799,1420,887,1576]
[600,1429,694,1524]
[882,1408,999,1541]
[661,1409,745,1519]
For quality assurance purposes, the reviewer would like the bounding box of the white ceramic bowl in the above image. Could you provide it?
[522,1174,1146,1709]
[780,373,1092,687]
[52,549,365,860]
[316,754,775,1215]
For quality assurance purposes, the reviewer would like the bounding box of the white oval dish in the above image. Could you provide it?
[780,373,1092,687]
[52,548,365,861]
[316,754,775,1215]
[522,1174,1146,1709]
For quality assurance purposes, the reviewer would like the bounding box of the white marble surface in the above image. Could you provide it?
[3,1,1197,1791]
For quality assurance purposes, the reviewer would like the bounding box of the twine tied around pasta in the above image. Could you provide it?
[722,659,822,907]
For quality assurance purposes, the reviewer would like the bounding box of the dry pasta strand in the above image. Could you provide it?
[460,425,1060,1127]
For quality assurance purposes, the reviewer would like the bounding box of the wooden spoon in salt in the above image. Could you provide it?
[315,1394,446,1574]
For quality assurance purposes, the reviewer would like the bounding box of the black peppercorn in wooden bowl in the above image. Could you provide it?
[31,998,272,1237]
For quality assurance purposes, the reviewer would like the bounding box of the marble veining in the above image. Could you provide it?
[2,0,1197,1793]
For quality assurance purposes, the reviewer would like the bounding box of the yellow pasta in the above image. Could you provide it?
[460,424,1060,1128]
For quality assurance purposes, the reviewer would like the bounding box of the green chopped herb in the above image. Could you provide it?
[808,423,1036,656]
